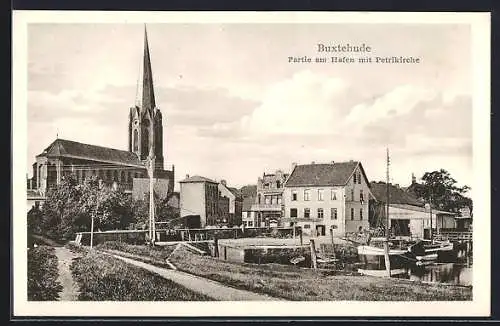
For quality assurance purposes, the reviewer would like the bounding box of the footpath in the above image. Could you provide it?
[53,247,80,301]
[108,253,284,301]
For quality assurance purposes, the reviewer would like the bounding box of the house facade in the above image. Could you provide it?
[218,180,243,227]
[250,170,289,227]
[179,175,220,228]
[242,196,257,227]
[283,161,371,237]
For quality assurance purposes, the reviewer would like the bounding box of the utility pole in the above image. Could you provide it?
[429,189,433,242]
[383,148,391,277]
[90,201,98,249]
[148,155,156,246]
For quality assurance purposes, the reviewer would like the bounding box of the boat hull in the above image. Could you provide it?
[357,245,414,270]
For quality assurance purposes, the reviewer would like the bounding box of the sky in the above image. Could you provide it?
[27,23,472,192]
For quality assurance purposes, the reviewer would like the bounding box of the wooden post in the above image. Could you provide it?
[300,230,303,246]
[330,228,334,246]
[383,240,391,277]
[310,239,317,269]
[214,236,219,258]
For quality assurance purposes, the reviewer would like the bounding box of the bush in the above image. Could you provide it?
[71,250,211,301]
[27,246,63,301]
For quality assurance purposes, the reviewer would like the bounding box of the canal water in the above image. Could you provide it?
[393,262,472,286]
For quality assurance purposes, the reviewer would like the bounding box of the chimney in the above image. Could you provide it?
[185,174,190,179]
[221,179,227,186]
[395,184,399,188]
[331,161,335,164]
[411,173,416,184]
[311,161,315,164]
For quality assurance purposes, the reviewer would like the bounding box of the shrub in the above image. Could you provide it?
[27,246,63,301]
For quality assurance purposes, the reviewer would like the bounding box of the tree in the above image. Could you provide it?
[131,191,181,229]
[415,169,472,214]
[39,175,134,242]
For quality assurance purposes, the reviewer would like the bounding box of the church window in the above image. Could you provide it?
[120,171,125,182]
[133,129,139,152]
[113,170,118,182]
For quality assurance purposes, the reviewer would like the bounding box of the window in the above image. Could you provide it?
[278,197,282,205]
[276,181,281,188]
[317,208,324,219]
[290,208,298,218]
[351,189,354,201]
[318,189,324,201]
[358,172,362,184]
[360,189,364,202]
[265,196,271,205]
[331,190,337,200]
[304,208,310,218]
[304,189,311,201]
[292,191,297,201]
[360,208,363,220]
[331,208,337,220]
[248,221,253,227]
[303,224,311,229]
[133,129,138,152]
[353,172,357,184]
[351,208,355,220]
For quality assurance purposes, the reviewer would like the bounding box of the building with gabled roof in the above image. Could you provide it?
[370,181,457,239]
[29,27,175,198]
[283,161,373,237]
[218,180,243,227]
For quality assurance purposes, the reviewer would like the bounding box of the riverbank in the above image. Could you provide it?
[107,243,472,301]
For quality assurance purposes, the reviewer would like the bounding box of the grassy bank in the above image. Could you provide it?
[167,247,472,301]
[97,242,177,268]
[70,249,211,301]
[28,246,63,301]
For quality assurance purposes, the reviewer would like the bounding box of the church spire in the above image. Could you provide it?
[141,25,156,112]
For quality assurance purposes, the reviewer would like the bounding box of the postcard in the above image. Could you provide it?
[12,11,490,317]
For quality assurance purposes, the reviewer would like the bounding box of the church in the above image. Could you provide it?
[28,28,175,200]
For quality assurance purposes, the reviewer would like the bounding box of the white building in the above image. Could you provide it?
[283,161,372,237]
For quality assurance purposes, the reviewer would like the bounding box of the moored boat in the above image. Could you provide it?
[357,237,415,270]
[408,239,455,265]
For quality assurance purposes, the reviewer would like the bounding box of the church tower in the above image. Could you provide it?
[128,27,164,171]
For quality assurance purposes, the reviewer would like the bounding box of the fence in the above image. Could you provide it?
[435,231,472,242]
[73,226,295,246]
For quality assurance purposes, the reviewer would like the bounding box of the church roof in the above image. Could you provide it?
[37,138,143,167]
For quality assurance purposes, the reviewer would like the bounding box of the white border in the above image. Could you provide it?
[12,11,491,317]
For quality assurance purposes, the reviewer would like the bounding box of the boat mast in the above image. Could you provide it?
[386,148,390,240]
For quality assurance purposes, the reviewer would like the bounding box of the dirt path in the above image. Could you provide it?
[53,247,80,301]
[108,253,284,301]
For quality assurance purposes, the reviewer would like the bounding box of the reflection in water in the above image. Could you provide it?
[394,263,472,286]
